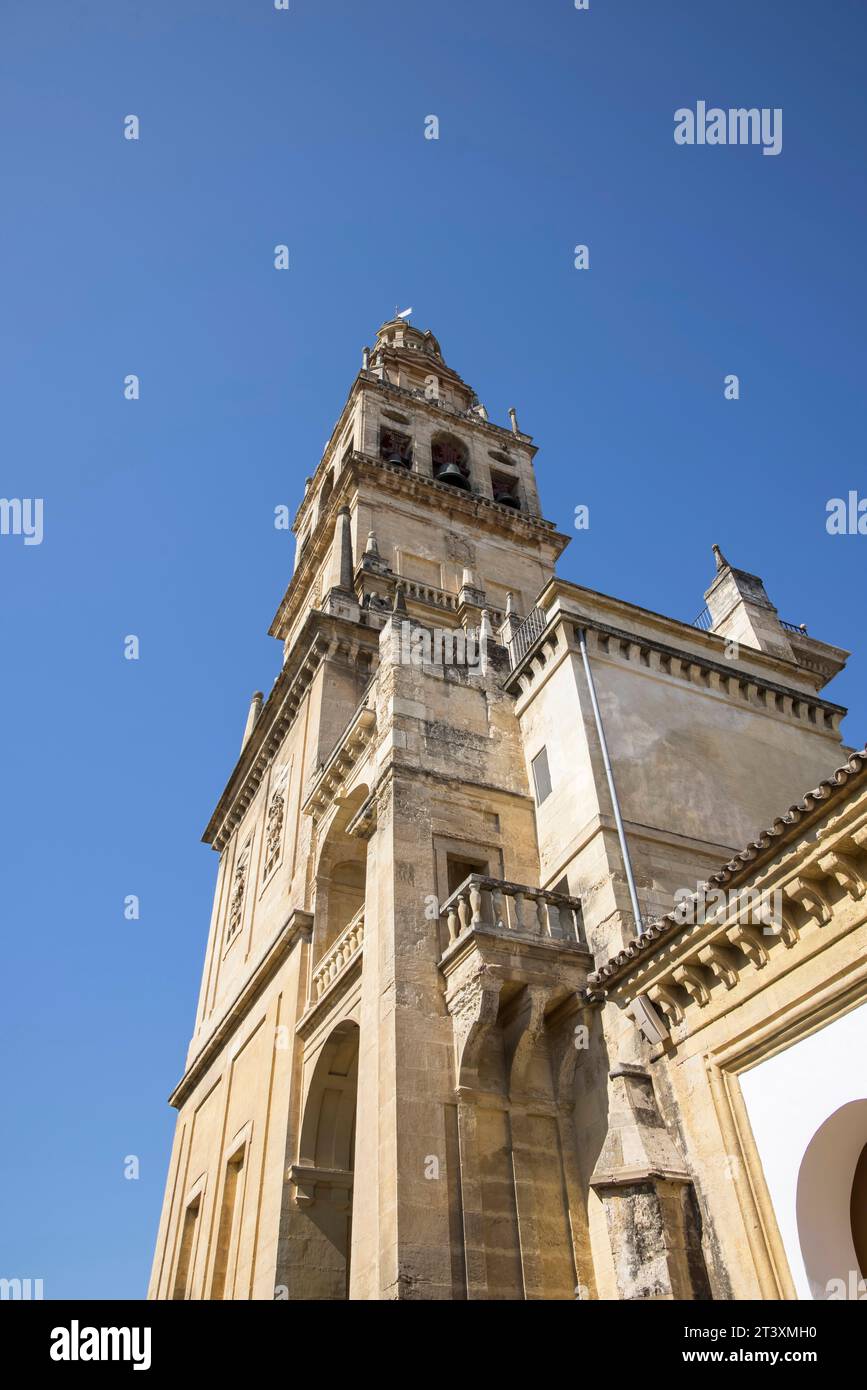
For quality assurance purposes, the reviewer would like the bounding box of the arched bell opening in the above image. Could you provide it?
[379,426,413,468]
[491,469,521,510]
[431,433,471,491]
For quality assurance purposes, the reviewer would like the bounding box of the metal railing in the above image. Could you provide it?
[508,606,548,664]
[693,609,807,638]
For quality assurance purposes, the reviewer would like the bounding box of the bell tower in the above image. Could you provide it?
[150,317,850,1303]
[148,319,581,1302]
[279,316,563,645]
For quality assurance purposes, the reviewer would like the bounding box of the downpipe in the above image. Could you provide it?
[576,627,645,938]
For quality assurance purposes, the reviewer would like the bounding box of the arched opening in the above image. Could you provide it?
[431,433,471,491]
[295,1020,360,1299]
[327,860,365,941]
[852,1143,867,1278]
[379,426,413,468]
[490,469,521,510]
[796,1099,867,1298]
[317,469,334,521]
[312,784,369,968]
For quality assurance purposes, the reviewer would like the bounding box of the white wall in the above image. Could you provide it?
[740,1002,867,1299]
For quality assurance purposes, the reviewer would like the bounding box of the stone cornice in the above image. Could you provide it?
[269,451,570,641]
[589,747,867,1008]
[203,610,380,852]
[302,702,377,822]
[536,579,848,692]
[169,908,313,1109]
[505,604,847,732]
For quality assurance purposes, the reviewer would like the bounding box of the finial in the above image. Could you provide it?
[332,506,354,592]
[506,591,516,614]
[362,346,370,370]
[365,530,380,556]
[241,691,264,752]
[392,582,407,614]
[508,407,519,435]
[712,543,729,573]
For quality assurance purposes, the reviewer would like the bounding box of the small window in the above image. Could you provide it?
[172,1194,201,1301]
[531,747,552,804]
[447,855,487,896]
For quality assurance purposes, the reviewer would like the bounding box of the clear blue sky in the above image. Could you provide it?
[1,1,864,1300]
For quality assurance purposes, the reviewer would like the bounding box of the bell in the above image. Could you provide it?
[387,450,409,467]
[436,462,471,490]
[495,491,520,509]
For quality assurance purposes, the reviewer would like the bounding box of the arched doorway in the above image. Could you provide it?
[294,1020,360,1299]
[796,1099,867,1298]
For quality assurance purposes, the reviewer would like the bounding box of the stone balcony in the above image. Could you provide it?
[437,875,594,1095]
[441,874,586,950]
[439,874,591,1002]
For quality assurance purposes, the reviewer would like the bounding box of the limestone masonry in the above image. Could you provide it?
[149,320,867,1300]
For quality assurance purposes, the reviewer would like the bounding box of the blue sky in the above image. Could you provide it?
[1,0,864,1299]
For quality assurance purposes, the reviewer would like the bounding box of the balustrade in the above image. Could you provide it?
[311,905,365,1000]
[441,874,585,949]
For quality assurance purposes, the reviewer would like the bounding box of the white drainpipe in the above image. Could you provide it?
[577,627,646,937]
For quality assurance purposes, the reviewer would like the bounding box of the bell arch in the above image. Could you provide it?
[430,432,471,490]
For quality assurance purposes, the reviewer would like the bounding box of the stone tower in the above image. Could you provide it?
[149,319,852,1301]
[148,318,579,1300]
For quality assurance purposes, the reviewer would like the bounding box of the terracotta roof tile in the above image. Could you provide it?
[588,744,867,986]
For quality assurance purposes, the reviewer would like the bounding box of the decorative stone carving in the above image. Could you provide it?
[783,875,832,926]
[725,923,769,970]
[264,788,285,877]
[697,942,739,990]
[227,841,251,941]
[445,966,504,1090]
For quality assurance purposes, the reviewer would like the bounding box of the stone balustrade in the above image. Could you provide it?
[399,578,460,611]
[311,906,365,1000]
[397,576,505,628]
[441,874,585,949]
